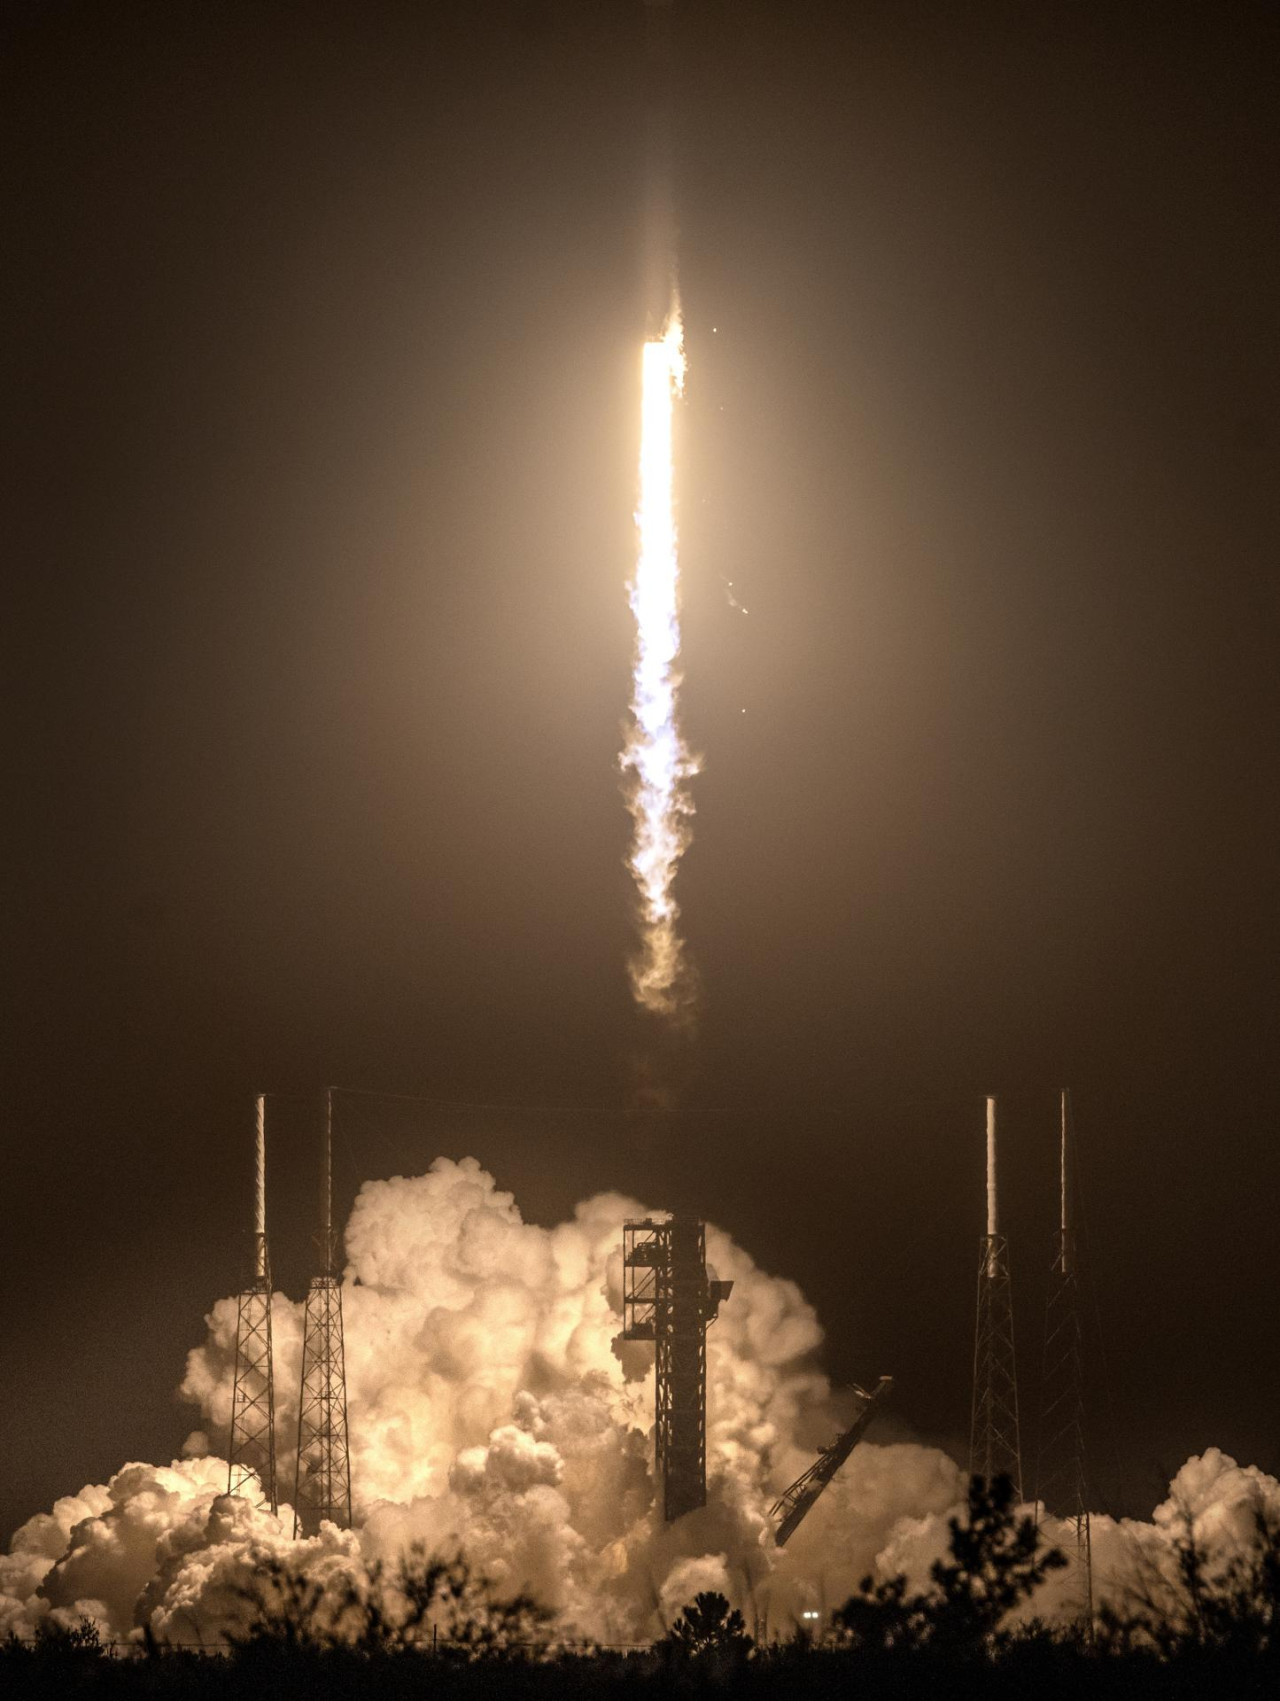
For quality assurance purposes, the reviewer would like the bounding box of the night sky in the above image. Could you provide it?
[5,0,1279,1544]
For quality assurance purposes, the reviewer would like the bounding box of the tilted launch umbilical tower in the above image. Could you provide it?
[227,1094,278,1512]
[293,1089,352,1536]
[970,1096,1023,1495]
[622,1217,733,1521]
[770,1375,894,1547]
[1035,1089,1093,1620]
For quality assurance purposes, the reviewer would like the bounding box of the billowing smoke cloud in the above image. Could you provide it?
[3,1157,1278,1645]
[856,1444,1280,1634]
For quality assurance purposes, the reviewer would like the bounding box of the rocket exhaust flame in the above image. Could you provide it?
[622,308,698,1021]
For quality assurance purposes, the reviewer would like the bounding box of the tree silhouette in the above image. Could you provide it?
[835,1474,1065,1656]
[664,1590,752,1657]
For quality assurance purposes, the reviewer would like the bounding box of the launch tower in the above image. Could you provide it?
[227,1094,278,1511]
[622,1217,732,1521]
[293,1090,352,1536]
[969,1096,1023,1495]
[1035,1089,1093,1619]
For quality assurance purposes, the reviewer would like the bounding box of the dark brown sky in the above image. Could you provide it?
[4,0,1279,1542]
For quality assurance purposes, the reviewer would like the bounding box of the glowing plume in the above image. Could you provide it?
[622,309,698,1020]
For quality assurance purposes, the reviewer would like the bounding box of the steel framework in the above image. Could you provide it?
[970,1097,1023,1495]
[622,1217,732,1522]
[293,1091,352,1536]
[227,1095,277,1511]
[1035,1090,1093,1624]
[770,1376,893,1546]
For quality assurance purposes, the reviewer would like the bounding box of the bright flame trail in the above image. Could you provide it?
[622,309,698,1021]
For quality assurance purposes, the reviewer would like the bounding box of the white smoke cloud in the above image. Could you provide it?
[825,1444,1280,1634]
[4,1156,1278,1647]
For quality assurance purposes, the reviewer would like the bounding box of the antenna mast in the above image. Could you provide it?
[293,1089,352,1535]
[1035,1089,1093,1625]
[228,1095,278,1511]
[969,1095,1023,1495]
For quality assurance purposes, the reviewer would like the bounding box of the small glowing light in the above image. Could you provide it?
[802,1611,820,1621]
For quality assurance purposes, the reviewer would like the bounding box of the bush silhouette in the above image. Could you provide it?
[232,1542,550,1657]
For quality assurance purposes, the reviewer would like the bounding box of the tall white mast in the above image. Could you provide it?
[254,1093,267,1281]
[971,1091,1022,1495]
[986,1095,998,1273]
[323,1087,334,1274]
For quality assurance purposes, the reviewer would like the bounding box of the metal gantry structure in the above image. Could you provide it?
[970,1096,1023,1496]
[770,1375,893,1547]
[227,1094,278,1512]
[622,1217,733,1522]
[1035,1089,1094,1622]
[293,1090,353,1537]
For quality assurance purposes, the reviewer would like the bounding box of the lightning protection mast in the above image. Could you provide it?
[622,1216,733,1521]
[969,1096,1023,1496]
[293,1089,352,1536]
[227,1094,278,1512]
[1035,1089,1094,1628]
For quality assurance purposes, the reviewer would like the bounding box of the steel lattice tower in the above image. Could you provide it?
[622,1217,733,1521]
[970,1096,1023,1496]
[1035,1090,1093,1622]
[227,1094,278,1512]
[292,1090,352,1536]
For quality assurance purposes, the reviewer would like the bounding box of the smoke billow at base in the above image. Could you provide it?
[2,1158,1277,1645]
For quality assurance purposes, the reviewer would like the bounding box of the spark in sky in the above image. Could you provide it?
[621,308,698,1022]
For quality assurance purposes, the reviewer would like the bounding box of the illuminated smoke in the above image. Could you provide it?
[621,309,699,1022]
[3,1159,1278,1645]
[0,1159,896,1642]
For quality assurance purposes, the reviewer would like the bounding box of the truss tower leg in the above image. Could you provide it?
[293,1273,352,1534]
[228,1246,277,1511]
[970,1232,1023,1494]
